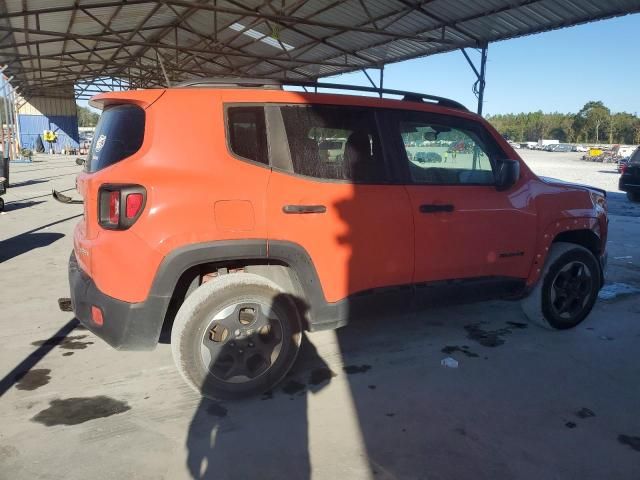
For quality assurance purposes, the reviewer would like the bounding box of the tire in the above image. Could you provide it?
[627,191,640,203]
[171,273,303,400]
[0,197,4,211]
[521,242,601,330]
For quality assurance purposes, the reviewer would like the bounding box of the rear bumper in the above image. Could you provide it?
[69,251,167,350]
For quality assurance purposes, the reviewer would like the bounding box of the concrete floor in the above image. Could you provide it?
[1,151,639,479]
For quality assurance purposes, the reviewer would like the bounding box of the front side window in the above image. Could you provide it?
[227,106,268,165]
[397,113,502,185]
[279,105,387,183]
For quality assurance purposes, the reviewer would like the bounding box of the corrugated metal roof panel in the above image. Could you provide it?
[1,0,638,95]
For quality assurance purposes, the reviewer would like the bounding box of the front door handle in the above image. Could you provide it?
[419,204,454,213]
[283,204,327,214]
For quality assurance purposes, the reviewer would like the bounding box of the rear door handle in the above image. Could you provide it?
[283,204,327,214]
[419,204,454,213]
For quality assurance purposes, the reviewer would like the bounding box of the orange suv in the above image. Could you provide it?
[68,79,608,399]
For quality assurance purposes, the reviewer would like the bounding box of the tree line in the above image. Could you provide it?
[487,101,640,145]
[77,105,100,127]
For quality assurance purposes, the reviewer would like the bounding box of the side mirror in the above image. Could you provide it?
[495,159,520,191]
[76,158,85,166]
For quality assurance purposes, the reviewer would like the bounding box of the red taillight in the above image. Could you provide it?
[91,306,104,327]
[109,191,120,224]
[125,193,143,218]
[620,164,627,173]
[99,185,146,230]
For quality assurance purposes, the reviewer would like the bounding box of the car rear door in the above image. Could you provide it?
[386,109,537,293]
[263,103,414,310]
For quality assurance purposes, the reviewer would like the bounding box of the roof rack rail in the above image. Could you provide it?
[175,77,467,111]
[176,77,283,89]
[286,81,467,111]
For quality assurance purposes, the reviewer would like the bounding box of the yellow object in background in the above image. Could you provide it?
[588,148,602,157]
[43,130,57,142]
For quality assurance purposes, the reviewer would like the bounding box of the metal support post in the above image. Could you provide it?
[460,43,488,116]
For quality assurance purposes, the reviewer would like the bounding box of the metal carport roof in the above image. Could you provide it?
[1,0,639,101]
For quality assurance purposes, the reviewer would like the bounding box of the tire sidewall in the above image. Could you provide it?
[172,275,302,400]
[540,248,600,329]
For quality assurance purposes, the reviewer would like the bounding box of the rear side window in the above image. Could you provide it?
[227,107,268,165]
[279,105,387,183]
[87,104,145,172]
[630,147,640,165]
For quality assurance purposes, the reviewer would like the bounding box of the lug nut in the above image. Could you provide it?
[248,342,254,347]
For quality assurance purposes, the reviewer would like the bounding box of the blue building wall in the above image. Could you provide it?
[18,114,80,152]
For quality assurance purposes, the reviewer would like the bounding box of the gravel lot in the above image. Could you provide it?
[1,152,639,480]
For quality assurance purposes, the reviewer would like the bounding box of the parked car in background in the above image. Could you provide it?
[414,151,443,163]
[619,148,640,202]
[554,144,573,153]
[572,144,588,152]
[618,157,630,173]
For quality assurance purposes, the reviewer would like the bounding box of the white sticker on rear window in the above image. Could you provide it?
[95,134,107,152]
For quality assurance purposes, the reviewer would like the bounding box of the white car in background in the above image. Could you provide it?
[573,144,588,152]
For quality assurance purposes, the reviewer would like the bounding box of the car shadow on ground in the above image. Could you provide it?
[0,318,80,396]
[185,331,331,479]
[7,179,49,188]
[2,200,46,212]
[0,214,81,263]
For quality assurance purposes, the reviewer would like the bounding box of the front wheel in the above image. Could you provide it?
[521,242,601,329]
[171,273,303,400]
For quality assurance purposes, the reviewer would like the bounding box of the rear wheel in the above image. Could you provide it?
[171,273,302,400]
[521,242,601,329]
[0,197,4,211]
[627,191,640,203]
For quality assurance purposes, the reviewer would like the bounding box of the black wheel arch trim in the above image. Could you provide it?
[146,239,338,346]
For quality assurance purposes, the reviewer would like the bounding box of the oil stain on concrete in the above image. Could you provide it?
[343,365,372,374]
[16,369,51,391]
[464,321,526,347]
[32,334,93,350]
[32,396,131,426]
[441,345,479,358]
[576,407,596,419]
[618,435,640,452]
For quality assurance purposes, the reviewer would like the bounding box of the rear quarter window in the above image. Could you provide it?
[630,148,640,165]
[87,104,145,172]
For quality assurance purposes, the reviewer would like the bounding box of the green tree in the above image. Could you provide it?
[76,105,100,127]
[574,101,610,143]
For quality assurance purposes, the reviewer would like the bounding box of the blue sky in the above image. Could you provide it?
[324,13,640,116]
[79,13,639,116]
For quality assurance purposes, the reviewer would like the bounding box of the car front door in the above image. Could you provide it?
[387,109,537,294]
[263,103,414,321]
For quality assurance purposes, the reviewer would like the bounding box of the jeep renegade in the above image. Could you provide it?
[68,79,608,399]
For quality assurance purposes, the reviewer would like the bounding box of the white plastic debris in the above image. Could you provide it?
[441,357,459,368]
[598,283,640,301]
